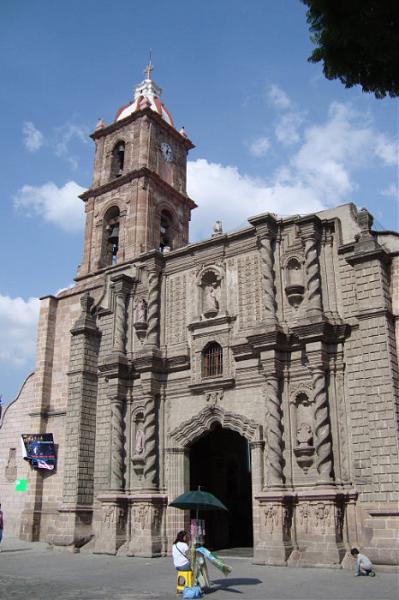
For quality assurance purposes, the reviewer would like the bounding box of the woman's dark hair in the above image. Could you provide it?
[174,530,188,544]
[350,548,359,556]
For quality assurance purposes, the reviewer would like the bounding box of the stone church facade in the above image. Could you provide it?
[1,69,398,567]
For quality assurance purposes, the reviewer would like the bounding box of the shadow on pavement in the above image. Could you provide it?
[0,548,31,553]
[207,577,262,594]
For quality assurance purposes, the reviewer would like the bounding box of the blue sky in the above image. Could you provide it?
[0,0,397,404]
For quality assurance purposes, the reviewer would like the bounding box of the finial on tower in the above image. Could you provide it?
[144,50,154,80]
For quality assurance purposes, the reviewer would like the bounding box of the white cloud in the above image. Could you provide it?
[268,84,291,110]
[54,123,89,169]
[374,135,397,166]
[22,121,44,152]
[381,183,398,198]
[275,111,304,146]
[249,136,271,157]
[291,102,394,198]
[14,180,86,232]
[187,159,325,241]
[187,102,396,241]
[0,295,40,368]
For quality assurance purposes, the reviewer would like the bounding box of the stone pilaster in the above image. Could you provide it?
[254,492,294,565]
[298,216,323,320]
[52,292,101,548]
[127,494,168,557]
[166,447,189,545]
[248,213,278,325]
[20,295,58,542]
[94,494,128,555]
[288,491,347,567]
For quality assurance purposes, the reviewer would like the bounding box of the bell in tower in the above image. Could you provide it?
[76,62,197,279]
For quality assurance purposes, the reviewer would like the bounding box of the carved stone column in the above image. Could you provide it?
[143,391,157,489]
[145,269,160,348]
[111,273,132,354]
[261,350,285,488]
[311,363,334,484]
[110,395,125,492]
[298,217,323,319]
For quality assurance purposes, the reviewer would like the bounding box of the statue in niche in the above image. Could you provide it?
[296,423,313,448]
[135,298,147,323]
[202,279,220,319]
[205,283,218,312]
[134,423,145,455]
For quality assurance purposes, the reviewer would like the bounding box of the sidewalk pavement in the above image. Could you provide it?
[0,537,398,600]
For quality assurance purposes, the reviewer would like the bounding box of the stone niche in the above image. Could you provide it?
[195,265,226,321]
[284,257,304,308]
[290,391,315,475]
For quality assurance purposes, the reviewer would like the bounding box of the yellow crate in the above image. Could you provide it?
[176,570,192,593]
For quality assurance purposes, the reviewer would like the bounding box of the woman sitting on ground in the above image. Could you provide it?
[172,530,191,571]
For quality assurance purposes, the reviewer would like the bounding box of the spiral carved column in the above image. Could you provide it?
[114,290,127,353]
[259,236,277,323]
[303,236,322,317]
[110,398,125,491]
[143,393,157,487]
[146,270,160,347]
[265,375,284,486]
[312,367,333,482]
[111,274,132,353]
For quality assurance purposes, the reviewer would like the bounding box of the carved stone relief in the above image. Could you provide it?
[165,273,187,343]
[237,254,262,328]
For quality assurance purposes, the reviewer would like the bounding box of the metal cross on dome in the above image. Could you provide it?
[144,52,154,80]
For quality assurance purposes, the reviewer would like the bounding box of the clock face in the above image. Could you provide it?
[160,142,173,162]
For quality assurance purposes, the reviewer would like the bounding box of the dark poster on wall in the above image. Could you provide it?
[21,433,56,471]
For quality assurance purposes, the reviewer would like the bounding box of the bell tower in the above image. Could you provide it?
[76,62,196,279]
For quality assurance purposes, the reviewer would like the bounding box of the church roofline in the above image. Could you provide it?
[90,106,195,151]
[79,166,197,210]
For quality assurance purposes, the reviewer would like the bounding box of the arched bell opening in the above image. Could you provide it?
[102,206,120,266]
[110,141,125,179]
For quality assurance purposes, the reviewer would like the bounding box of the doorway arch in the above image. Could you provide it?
[168,406,259,551]
[190,426,253,549]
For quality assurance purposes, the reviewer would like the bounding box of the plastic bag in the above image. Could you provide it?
[182,585,203,599]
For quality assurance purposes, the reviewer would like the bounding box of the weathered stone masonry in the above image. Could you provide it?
[0,71,398,567]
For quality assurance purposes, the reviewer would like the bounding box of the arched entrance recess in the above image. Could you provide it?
[168,406,259,551]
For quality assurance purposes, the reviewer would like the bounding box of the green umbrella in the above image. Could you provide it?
[169,488,228,520]
[169,488,228,581]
